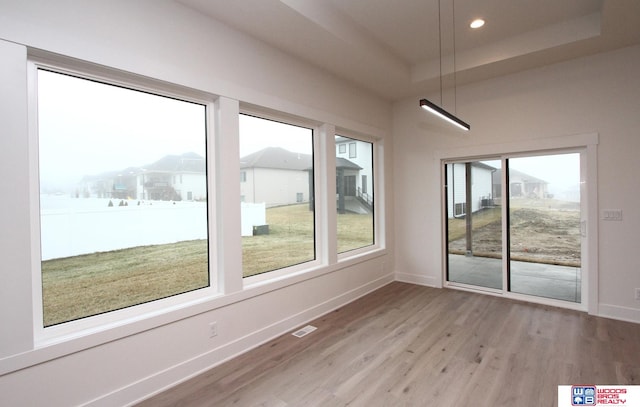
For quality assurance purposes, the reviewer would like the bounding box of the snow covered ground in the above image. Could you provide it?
[40,195,207,260]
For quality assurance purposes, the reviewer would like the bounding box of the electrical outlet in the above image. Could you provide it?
[209,321,218,338]
[635,289,640,301]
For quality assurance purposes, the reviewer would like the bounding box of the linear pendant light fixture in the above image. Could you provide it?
[420,0,470,131]
[420,98,470,131]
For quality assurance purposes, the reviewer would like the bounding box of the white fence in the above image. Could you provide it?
[40,196,207,260]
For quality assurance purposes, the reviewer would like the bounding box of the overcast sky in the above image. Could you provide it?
[509,153,580,190]
[239,113,313,157]
[38,70,314,192]
[482,152,581,198]
[38,69,206,191]
[42,69,576,198]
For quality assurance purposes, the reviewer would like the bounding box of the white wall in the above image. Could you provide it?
[0,1,393,405]
[447,163,466,218]
[393,44,640,321]
[248,168,310,207]
[445,163,493,218]
[471,166,493,212]
[175,173,206,201]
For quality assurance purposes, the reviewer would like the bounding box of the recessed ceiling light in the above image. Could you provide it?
[470,19,485,29]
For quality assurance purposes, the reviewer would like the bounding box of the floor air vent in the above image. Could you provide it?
[292,325,317,338]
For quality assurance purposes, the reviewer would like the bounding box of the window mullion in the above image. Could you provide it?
[321,124,337,265]
[216,97,243,294]
[1,43,35,356]
[502,157,510,294]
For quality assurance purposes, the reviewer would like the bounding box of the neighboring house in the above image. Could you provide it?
[336,157,365,214]
[79,167,139,200]
[78,152,206,201]
[240,146,369,214]
[240,147,313,207]
[138,152,206,201]
[335,136,373,208]
[447,163,551,219]
[447,162,497,218]
[79,170,128,199]
[492,168,549,200]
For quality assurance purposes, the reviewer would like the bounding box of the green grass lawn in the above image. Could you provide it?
[242,204,374,276]
[41,204,373,326]
[242,204,315,277]
[42,240,209,327]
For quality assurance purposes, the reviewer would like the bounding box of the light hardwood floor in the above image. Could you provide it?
[137,282,640,406]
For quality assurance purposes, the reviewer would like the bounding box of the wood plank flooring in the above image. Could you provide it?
[137,282,640,406]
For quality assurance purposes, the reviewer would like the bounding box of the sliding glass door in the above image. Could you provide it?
[446,159,503,290]
[508,154,582,302]
[445,152,583,304]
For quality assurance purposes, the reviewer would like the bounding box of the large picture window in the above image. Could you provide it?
[239,114,315,277]
[37,69,210,327]
[335,135,374,253]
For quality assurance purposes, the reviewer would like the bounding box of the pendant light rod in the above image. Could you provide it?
[452,0,458,114]
[420,0,470,131]
[420,98,470,131]
[437,0,443,106]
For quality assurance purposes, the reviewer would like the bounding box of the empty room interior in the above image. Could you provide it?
[1,1,640,405]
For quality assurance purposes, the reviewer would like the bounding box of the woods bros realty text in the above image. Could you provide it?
[558,385,640,406]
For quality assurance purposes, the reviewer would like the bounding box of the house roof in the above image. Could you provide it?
[509,169,548,184]
[240,147,362,171]
[493,168,548,185]
[473,162,497,171]
[240,147,312,170]
[146,152,205,173]
[81,152,205,183]
[336,157,362,170]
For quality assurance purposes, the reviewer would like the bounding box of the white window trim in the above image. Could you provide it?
[334,132,382,260]
[237,114,386,285]
[28,57,220,346]
[239,109,325,286]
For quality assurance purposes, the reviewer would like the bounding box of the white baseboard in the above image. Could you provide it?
[597,303,640,324]
[395,271,440,288]
[89,273,395,407]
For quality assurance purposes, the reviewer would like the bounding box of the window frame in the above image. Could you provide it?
[443,151,583,302]
[335,132,380,260]
[437,133,599,314]
[28,57,220,344]
[239,109,324,286]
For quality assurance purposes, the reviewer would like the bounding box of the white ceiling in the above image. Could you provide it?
[178,0,640,101]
